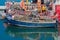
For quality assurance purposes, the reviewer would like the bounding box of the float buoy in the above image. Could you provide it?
[2,15,5,19]
[3,22,8,27]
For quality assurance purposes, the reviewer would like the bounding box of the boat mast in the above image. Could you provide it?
[37,0,41,12]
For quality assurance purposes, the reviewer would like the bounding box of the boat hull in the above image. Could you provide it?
[4,18,57,27]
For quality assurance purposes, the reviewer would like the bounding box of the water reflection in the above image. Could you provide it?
[4,24,57,40]
[5,25,41,40]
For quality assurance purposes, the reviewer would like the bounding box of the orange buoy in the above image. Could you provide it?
[3,22,8,27]
[2,15,5,19]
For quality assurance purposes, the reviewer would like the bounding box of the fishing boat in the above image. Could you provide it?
[4,0,57,27]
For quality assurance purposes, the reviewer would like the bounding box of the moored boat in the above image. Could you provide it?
[4,0,57,27]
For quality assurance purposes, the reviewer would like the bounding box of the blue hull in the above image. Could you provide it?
[5,18,57,27]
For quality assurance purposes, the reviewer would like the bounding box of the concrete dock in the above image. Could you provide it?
[0,6,6,10]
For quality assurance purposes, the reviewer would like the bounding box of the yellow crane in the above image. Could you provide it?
[26,0,28,5]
